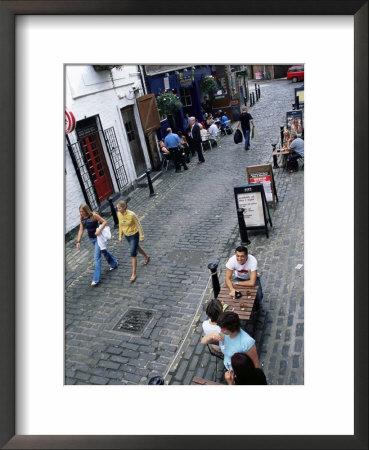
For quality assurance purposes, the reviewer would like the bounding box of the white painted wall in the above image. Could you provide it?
[65,65,149,233]
[65,146,85,231]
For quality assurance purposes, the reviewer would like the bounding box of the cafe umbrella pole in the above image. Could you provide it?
[237,208,251,246]
[207,262,220,299]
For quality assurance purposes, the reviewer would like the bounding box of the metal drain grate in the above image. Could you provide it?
[113,308,154,334]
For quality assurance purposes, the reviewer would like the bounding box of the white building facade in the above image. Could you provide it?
[65,65,159,232]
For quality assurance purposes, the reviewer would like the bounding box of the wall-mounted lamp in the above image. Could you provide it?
[165,73,170,77]
[175,71,179,75]
[183,68,188,73]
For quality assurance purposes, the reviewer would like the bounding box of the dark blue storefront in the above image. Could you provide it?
[145,66,213,139]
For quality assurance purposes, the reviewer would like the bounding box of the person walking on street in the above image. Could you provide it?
[235,106,254,150]
[189,116,205,164]
[76,203,118,286]
[116,200,150,283]
[164,128,188,172]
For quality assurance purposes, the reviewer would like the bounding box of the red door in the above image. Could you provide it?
[80,133,113,202]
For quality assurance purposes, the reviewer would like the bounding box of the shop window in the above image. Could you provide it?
[180,88,192,107]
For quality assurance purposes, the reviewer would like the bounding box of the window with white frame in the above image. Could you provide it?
[180,88,192,107]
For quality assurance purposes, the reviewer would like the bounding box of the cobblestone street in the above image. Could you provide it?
[65,79,304,385]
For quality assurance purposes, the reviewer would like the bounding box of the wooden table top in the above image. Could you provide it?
[191,376,222,385]
[272,148,290,155]
[217,283,259,320]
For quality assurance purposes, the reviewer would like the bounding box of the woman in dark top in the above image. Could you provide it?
[225,352,267,385]
[76,203,118,286]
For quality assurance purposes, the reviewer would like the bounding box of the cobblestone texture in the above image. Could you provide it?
[65,79,304,385]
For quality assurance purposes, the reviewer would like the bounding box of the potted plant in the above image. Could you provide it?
[156,91,183,130]
[200,75,218,95]
[156,91,182,117]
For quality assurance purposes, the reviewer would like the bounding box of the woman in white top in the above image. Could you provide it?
[201,299,223,354]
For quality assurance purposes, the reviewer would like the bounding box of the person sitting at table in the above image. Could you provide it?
[200,126,209,137]
[221,112,229,127]
[225,352,267,385]
[201,311,259,371]
[203,118,212,130]
[208,120,219,137]
[286,132,304,173]
[200,299,223,355]
[164,127,188,173]
[159,140,170,155]
[225,245,263,310]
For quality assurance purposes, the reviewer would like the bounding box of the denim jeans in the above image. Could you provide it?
[124,232,139,257]
[89,237,118,283]
[242,129,250,150]
[234,276,263,306]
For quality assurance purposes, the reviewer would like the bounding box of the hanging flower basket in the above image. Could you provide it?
[156,91,182,117]
[200,75,218,95]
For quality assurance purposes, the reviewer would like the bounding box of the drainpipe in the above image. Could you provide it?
[139,65,148,95]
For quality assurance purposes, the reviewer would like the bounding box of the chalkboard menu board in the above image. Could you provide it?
[286,110,303,137]
[246,164,278,207]
[234,183,272,237]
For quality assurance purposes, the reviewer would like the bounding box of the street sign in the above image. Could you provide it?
[234,183,272,238]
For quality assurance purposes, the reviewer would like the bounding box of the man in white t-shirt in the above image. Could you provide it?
[208,120,219,138]
[225,246,263,308]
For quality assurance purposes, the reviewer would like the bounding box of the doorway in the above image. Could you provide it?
[121,106,147,175]
[80,132,113,202]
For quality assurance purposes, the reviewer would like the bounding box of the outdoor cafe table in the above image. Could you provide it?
[217,283,259,321]
[191,376,222,385]
[272,148,291,169]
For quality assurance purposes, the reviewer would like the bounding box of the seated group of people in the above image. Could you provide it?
[159,128,190,173]
[281,130,304,173]
[200,246,267,385]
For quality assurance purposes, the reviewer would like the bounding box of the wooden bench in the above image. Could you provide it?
[191,376,222,385]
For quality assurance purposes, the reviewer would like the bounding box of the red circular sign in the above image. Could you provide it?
[65,108,76,134]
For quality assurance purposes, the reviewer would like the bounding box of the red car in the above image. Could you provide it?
[287,65,304,82]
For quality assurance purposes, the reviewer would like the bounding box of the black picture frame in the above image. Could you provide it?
[1,1,367,449]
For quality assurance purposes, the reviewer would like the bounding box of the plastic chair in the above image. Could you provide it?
[209,129,221,149]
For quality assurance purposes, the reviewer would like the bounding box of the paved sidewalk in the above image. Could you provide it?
[65,79,304,385]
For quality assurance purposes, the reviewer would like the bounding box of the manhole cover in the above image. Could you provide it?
[113,308,154,334]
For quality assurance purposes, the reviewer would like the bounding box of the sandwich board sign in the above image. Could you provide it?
[246,164,278,207]
[295,86,304,107]
[234,183,272,237]
[286,109,303,137]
